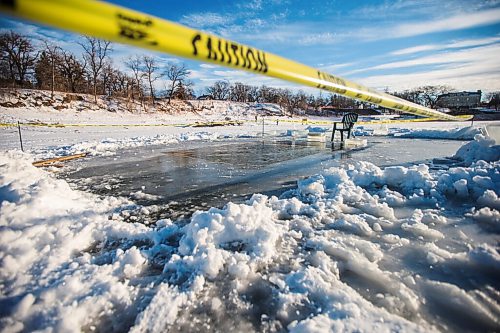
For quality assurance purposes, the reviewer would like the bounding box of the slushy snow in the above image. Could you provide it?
[1,123,499,332]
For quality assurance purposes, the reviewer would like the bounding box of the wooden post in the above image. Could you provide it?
[32,153,87,167]
[17,121,24,152]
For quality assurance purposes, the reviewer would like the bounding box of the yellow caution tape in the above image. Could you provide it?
[278,114,473,125]
[0,0,468,121]
[0,122,189,128]
[0,115,472,128]
[0,121,237,128]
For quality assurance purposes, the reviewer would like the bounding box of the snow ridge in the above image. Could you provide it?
[0,135,499,332]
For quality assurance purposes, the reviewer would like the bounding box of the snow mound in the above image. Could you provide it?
[36,131,222,159]
[0,151,153,331]
[392,126,485,140]
[354,125,486,140]
[453,134,500,165]
[1,135,499,331]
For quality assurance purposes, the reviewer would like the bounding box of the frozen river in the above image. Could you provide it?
[65,137,464,221]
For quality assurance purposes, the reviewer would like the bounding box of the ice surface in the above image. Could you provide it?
[1,121,499,332]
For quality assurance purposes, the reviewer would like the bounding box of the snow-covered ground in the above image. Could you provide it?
[1,100,500,332]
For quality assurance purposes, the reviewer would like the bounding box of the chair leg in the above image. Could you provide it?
[331,124,336,142]
[340,130,344,142]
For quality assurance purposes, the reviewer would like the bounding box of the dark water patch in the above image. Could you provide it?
[64,137,463,222]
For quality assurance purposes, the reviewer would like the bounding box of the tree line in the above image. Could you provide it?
[2,30,498,112]
[0,31,193,105]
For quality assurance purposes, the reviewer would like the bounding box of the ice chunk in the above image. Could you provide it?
[454,134,500,165]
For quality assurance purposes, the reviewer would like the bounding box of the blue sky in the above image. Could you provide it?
[1,0,500,96]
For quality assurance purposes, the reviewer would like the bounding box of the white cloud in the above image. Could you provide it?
[319,62,355,73]
[355,44,500,92]
[219,7,500,47]
[391,36,500,56]
[199,64,220,69]
[0,19,78,51]
[390,8,500,39]
[391,44,442,56]
[348,43,500,75]
[180,13,235,29]
[243,0,263,11]
[233,22,342,46]
[298,32,337,46]
[354,0,500,21]
[213,70,249,78]
[359,70,500,93]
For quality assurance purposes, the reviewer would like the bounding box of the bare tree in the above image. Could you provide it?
[247,85,259,102]
[100,61,115,96]
[487,92,500,111]
[258,85,277,103]
[101,64,131,98]
[42,41,62,98]
[207,80,230,100]
[172,80,194,100]
[0,31,38,87]
[125,55,145,105]
[278,89,294,115]
[142,55,162,104]
[327,93,356,109]
[80,37,111,103]
[114,72,134,98]
[229,82,252,102]
[165,62,189,104]
[393,89,420,105]
[290,90,308,114]
[58,50,86,93]
[417,85,454,108]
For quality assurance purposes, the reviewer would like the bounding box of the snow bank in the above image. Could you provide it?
[0,151,157,331]
[354,125,486,140]
[453,134,500,165]
[1,129,499,331]
[36,131,225,159]
[392,125,485,140]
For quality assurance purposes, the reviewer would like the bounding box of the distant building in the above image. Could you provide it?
[436,90,481,109]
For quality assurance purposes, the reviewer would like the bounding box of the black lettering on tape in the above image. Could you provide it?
[218,39,224,62]
[247,49,256,70]
[0,0,15,8]
[119,25,146,40]
[207,37,218,61]
[225,42,232,64]
[260,51,268,73]
[190,33,268,73]
[240,46,247,68]
[117,13,157,45]
[117,13,153,26]
[256,51,264,72]
[191,34,201,56]
[230,44,239,66]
